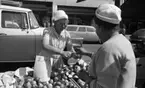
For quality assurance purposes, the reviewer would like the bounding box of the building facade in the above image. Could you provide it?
[49,0,114,26]
[7,0,115,27]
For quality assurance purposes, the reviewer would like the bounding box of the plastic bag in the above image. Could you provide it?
[0,72,16,88]
[33,55,51,82]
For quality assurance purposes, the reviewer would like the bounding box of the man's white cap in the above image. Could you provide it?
[95,4,122,24]
[52,10,68,21]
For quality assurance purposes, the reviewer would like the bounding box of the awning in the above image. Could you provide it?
[22,0,52,2]
[22,1,52,12]
[22,4,52,11]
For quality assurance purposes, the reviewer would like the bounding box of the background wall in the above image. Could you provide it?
[53,0,114,7]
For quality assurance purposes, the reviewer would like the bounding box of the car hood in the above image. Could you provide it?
[131,29,145,39]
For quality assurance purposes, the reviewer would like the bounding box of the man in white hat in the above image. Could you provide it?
[77,4,136,88]
[39,10,75,78]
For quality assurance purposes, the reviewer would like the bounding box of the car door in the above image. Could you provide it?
[66,25,78,36]
[0,11,35,62]
[76,26,87,41]
[66,25,83,45]
[86,27,99,42]
[28,11,44,56]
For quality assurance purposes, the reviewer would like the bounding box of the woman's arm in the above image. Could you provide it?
[43,34,72,58]
[66,38,75,52]
[43,34,63,54]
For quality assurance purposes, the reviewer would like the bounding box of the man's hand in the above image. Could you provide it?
[74,47,94,58]
[78,70,92,83]
[74,47,87,55]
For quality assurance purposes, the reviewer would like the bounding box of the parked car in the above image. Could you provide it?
[130,28,145,88]
[66,25,100,43]
[0,4,83,67]
[130,28,145,57]
[0,4,46,64]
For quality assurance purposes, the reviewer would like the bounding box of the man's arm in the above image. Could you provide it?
[42,33,72,59]
[64,30,94,58]
[75,47,94,58]
[118,57,136,88]
[83,51,94,58]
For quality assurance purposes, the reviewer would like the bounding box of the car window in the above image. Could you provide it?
[87,27,95,32]
[78,27,86,32]
[2,11,28,29]
[28,11,39,29]
[66,26,77,31]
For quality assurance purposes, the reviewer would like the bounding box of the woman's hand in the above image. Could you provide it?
[61,51,73,59]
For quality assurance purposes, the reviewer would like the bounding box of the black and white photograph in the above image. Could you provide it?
[0,0,144,88]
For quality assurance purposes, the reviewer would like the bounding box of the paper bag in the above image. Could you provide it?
[33,55,51,82]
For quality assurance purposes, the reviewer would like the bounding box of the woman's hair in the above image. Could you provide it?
[94,16,119,30]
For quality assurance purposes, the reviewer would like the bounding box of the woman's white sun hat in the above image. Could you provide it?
[52,10,68,21]
[95,4,122,24]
